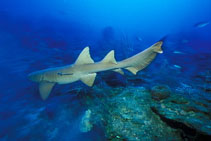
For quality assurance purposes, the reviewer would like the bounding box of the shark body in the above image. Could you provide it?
[28,41,163,100]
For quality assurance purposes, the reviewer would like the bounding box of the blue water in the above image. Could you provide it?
[0,0,211,140]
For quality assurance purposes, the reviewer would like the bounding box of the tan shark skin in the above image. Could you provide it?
[28,41,163,100]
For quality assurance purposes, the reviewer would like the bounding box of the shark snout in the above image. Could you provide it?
[28,72,36,82]
[28,71,42,82]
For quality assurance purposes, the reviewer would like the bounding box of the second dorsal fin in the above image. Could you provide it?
[75,47,94,65]
[101,50,117,64]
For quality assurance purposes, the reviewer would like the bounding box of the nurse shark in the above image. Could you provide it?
[28,41,163,100]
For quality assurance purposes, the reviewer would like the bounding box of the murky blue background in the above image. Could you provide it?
[0,0,210,140]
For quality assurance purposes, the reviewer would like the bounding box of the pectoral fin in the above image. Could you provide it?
[39,82,55,100]
[80,73,96,87]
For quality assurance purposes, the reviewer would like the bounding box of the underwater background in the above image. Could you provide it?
[0,0,211,140]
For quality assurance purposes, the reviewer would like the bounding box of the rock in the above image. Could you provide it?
[151,85,171,101]
[195,70,211,83]
[79,109,93,132]
[151,94,211,140]
[101,72,127,88]
[79,85,211,140]
[85,86,181,140]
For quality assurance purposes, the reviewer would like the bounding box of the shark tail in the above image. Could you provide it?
[123,41,163,75]
[152,41,163,53]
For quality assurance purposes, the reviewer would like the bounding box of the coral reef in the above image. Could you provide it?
[82,86,181,140]
[151,93,211,140]
[79,109,93,132]
[78,82,211,140]
[151,85,171,101]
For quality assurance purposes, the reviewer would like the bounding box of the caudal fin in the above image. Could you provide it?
[152,41,163,54]
[123,41,163,75]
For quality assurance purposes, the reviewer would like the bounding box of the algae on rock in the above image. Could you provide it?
[82,86,181,140]
[79,109,93,132]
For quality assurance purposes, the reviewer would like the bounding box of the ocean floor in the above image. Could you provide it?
[0,28,211,140]
[0,57,210,140]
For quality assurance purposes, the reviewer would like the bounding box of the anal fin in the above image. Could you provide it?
[125,67,138,75]
[80,73,97,87]
[39,82,55,100]
[113,68,124,75]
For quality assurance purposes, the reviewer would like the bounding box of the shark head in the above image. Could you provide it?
[28,70,56,100]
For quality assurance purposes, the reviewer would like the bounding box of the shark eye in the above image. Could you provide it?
[57,72,73,76]
[57,73,63,76]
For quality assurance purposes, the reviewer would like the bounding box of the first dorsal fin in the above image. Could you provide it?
[75,47,94,65]
[101,50,117,64]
